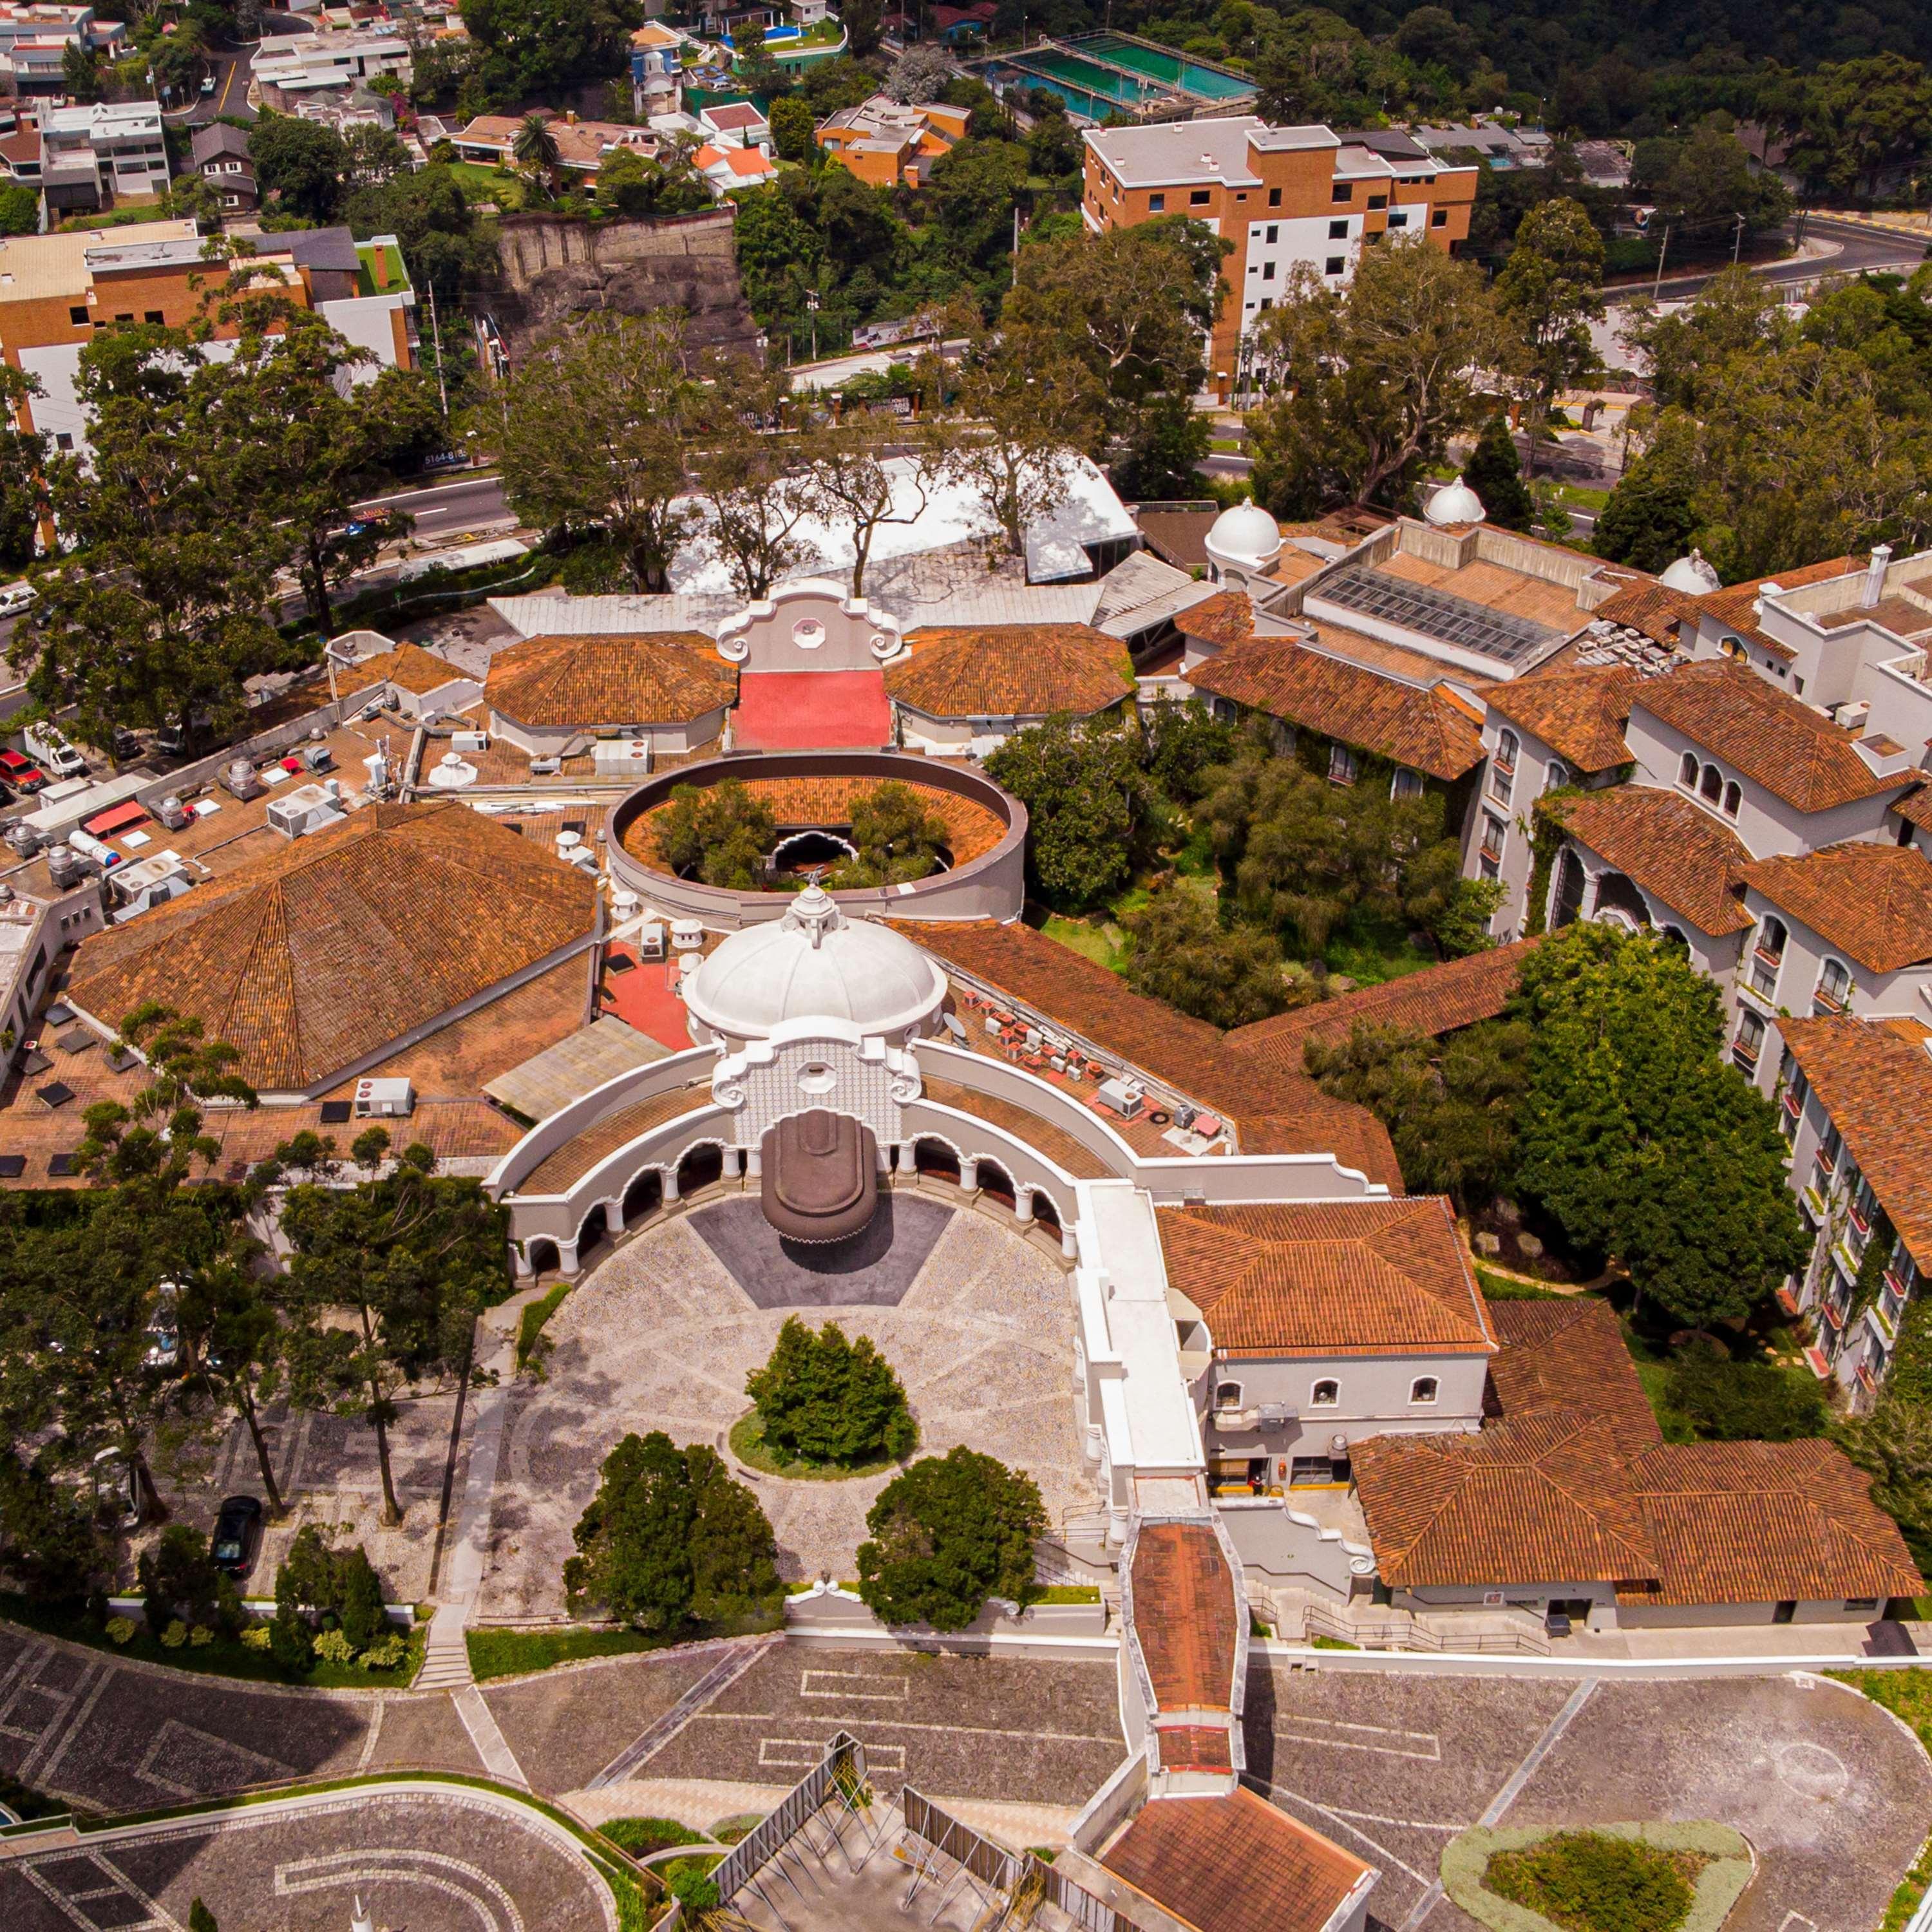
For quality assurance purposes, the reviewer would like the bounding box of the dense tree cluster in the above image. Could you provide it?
[745,1316,918,1465]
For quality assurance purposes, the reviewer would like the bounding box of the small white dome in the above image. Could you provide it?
[1659,548,1721,595]
[1205,499,1283,570]
[1425,475,1485,527]
[686,884,947,1041]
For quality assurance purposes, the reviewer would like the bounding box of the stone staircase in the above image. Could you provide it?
[415,1600,475,1691]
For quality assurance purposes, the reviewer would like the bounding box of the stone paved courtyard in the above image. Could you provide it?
[480,1204,1097,1615]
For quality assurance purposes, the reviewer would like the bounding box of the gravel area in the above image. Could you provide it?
[479,1209,1097,1613]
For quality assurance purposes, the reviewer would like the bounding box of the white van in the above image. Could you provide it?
[23,721,86,779]
[0,581,35,618]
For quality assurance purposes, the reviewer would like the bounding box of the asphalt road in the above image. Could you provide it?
[1606,214,1928,306]
[355,473,514,542]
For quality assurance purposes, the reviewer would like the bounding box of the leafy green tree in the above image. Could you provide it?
[249,113,349,222]
[768,95,816,163]
[1122,885,1290,1029]
[1837,1383,1932,1574]
[0,363,46,571]
[842,0,881,55]
[1247,241,1504,515]
[691,436,811,603]
[336,1541,388,1649]
[138,1522,241,1637]
[598,145,712,218]
[745,1316,916,1465]
[1113,390,1213,502]
[1653,119,1790,245]
[1493,197,1604,477]
[1507,923,1808,1329]
[462,0,642,99]
[343,165,499,299]
[499,314,701,592]
[1764,53,1932,199]
[857,1447,1046,1632]
[276,1143,507,1524]
[1663,1347,1828,1442]
[0,184,35,236]
[1461,415,1533,532]
[830,781,949,888]
[511,111,561,187]
[986,715,1154,911]
[1143,699,1239,804]
[687,1443,781,1621]
[180,1249,289,1518]
[61,39,102,100]
[0,1448,110,1602]
[75,1003,256,1186]
[797,417,954,598]
[654,779,777,889]
[1592,446,1705,573]
[1305,1018,1531,1208]
[926,138,1029,271]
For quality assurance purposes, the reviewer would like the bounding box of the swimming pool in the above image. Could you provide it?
[985,62,1124,122]
[1070,32,1256,101]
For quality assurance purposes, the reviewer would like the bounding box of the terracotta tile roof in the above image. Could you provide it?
[1188,638,1486,782]
[1484,1297,1662,1461]
[1895,781,1932,833]
[920,1075,1114,1179]
[1225,938,1539,1075]
[1130,1522,1236,1710]
[1176,589,1257,649]
[1739,841,1932,972]
[66,801,599,1094]
[887,623,1135,719]
[627,774,1007,869]
[897,920,1403,1190]
[1156,1724,1233,1771]
[382,642,468,696]
[1352,1408,1659,1589]
[1624,1440,1921,1606]
[1779,1016,1932,1261]
[485,632,735,729]
[1549,786,1754,936]
[1692,556,1859,662]
[1587,582,1698,648]
[515,1079,717,1195]
[1488,665,1642,773]
[1632,660,1903,811]
[1101,1789,1372,1932]
[1157,1198,1495,1358]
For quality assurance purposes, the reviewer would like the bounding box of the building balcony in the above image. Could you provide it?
[1821,1298,1846,1333]
[1776,1283,1802,1318]
[1848,1198,1871,1238]
[1812,988,1850,1017]
[1832,1240,1861,1283]
[1803,1344,1832,1379]
[1868,1302,1897,1345]
[1800,1185,1826,1225]
[1781,1086,1803,1119]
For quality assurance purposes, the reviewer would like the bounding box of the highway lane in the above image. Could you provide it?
[353,473,513,541]
[1606,215,1927,307]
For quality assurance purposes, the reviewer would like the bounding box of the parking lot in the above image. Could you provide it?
[1244,1663,1932,1932]
[0,1786,612,1932]
[639,1644,1126,1806]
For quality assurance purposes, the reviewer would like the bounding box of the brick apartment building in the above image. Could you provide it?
[1080,120,1477,397]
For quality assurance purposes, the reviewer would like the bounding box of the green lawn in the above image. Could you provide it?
[442,160,527,209]
[516,1280,572,1372]
[1829,1673,1932,1930]
[1475,1267,1566,1302]
[727,1408,902,1481]
[466,1624,691,1681]
[1043,914,1128,974]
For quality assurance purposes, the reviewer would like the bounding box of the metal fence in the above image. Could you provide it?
[714,1731,870,1904]
[901,1788,1130,1932]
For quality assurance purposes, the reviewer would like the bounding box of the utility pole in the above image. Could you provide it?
[425,279,448,418]
[1651,224,1671,300]
[1011,204,1020,285]
[1732,211,1745,265]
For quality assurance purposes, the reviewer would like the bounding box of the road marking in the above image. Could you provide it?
[1318,1804,1468,1833]
[760,1737,904,1773]
[690,1710,1113,1745]
[26,1660,111,1786]
[21,1850,186,1932]
[1273,1717,1441,1763]
[455,1684,529,1788]
[800,1668,909,1702]
[587,1635,781,1789]
[1254,1783,1434,1887]
[133,1718,297,1800]
[1396,1678,1600,1932]
[357,1692,386,1773]
[278,1848,525,1932]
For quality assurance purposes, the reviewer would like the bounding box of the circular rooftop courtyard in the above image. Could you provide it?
[606,749,1027,929]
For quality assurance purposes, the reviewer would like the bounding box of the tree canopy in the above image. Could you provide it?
[745,1316,917,1465]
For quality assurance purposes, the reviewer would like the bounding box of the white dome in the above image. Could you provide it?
[1659,548,1721,595]
[1425,475,1485,527]
[686,884,947,1041]
[1205,499,1283,569]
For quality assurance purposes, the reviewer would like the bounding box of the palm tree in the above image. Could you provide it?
[511,112,561,190]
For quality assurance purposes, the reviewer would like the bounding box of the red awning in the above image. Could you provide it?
[83,799,147,838]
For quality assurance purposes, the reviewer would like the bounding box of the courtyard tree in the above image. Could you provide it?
[75,1002,256,1186]
[985,715,1155,911]
[829,781,949,888]
[1506,922,1809,1330]
[275,1142,508,1526]
[510,112,561,190]
[1245,240,1504,516]
[138,1522,242,1638]
[1122,884,1292,1030]
[499,313,702,594]
[745,1316,917,1466]
[0,364,46,571]
[1591,440,1705,573]
[654,779,779,890]
[1493,196,1604,476]
[690,358,811,602]
[857,1446,1046,1632]
[180,1246,290,1519]
[0,1446,111,1602]
[565,1430,779,1629]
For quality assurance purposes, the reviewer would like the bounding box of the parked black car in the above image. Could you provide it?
[210,1494,263,1578]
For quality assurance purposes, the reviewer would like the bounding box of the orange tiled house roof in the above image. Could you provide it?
[1225,937,1540,1074]
[1739,841,1932,972]
[1188,638,1486,782]
[1487,664,1642,773]
[888,624,1135,719]
[1690,555,1858,662]
[66,801,598,1093]
[485,631,735,729]
[1483,1296,1662,1461]
[381,642,469,696]
[1177,589,1260,649]
[1158,1197,1494,1358]
[1128,1522,1237,1711]
[1548,786,1754,936]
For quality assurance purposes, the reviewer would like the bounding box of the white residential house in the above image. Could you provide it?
[39,98,167,213]
[252,28,411,111]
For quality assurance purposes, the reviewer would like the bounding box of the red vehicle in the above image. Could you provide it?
[0,748,45,793]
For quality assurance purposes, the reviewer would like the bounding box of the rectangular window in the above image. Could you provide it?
[1265,223,1278,244]
[1386,210,1408,228]
[1148,193,1164,212]
[1268,186,1282,207]
[54,431,72,450]
[1481,812,1506,862]
[1262,261,1274,281]
[68,305,87,325]
[1328,218,1348,239]
[1189,189,1211,207]
[1368,193,1388,209]
[1331,182,1350,202]
[1325,256,1345,275]
[1329,744,1358,786]
[1432,207,1448,227]
[144,309,162,324]
[1392,768,1424,801]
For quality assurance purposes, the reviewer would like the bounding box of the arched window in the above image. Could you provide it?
[1757,916,1787,963]
[1722,780,1741,818]
[1749,917,1785,999]
[1544,759,1571,795]
[1679,751,1698,788]
[1700,763,1723,802]
[1409,1376,1439,1405]
[1491,730,1518,809]
[1733,1007,1766,1070]
[1310,1378,1340,1407]
[1814,956,1853,1014]
[1214,1381,1244,1412]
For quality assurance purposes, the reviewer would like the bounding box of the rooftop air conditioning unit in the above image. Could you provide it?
[354,1076,414,1119]
[265,780,346,840]
[153,794,192,830]
[451,730,489,754]
[220,759,263,801]
[1257,1403,1296,1428]
[529,755,562,777]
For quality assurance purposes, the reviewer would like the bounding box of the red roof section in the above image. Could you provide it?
[1130,1522,1236,1712]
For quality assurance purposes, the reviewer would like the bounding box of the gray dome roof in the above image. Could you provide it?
[685,885,947,1039]
[1659,549,1721,594]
